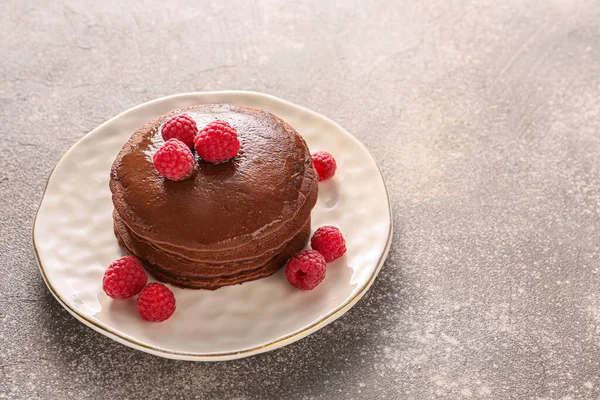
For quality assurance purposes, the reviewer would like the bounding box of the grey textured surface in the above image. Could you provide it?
[2,0,600,398]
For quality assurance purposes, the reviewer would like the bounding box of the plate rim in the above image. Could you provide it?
[32,90,393,361]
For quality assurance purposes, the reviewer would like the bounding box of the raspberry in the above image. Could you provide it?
[161,114,198,147]
[312,151,337,181]
[153,138,195,181]
[285,250,327,290]
[311,225,347,262]
[102,256,148,299]
[136,283,176,322]
[194,120,240,163]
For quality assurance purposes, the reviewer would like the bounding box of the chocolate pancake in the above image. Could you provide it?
[113,211,310,270]
[115,216,312,289]
[109,104,318,289]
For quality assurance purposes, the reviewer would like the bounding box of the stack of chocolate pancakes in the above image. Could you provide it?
[110,104,318,290]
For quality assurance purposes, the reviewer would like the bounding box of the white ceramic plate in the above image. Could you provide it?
[33,91,392,361]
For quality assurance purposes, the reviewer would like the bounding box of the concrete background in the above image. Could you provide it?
[2,0,600,398]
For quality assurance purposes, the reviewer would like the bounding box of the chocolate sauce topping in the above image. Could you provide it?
[110,104,317,250]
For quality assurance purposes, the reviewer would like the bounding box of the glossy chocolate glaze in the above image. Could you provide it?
[110,104,317,251]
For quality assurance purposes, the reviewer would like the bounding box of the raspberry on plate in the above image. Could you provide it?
[194,120,240,163]
[161,114,198,147]
[285,250,327,290]
[102,256,147,299]
[136,283,176,322]
[312,151,337,181]
[311,225,346,262]
[153,138,195,181]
